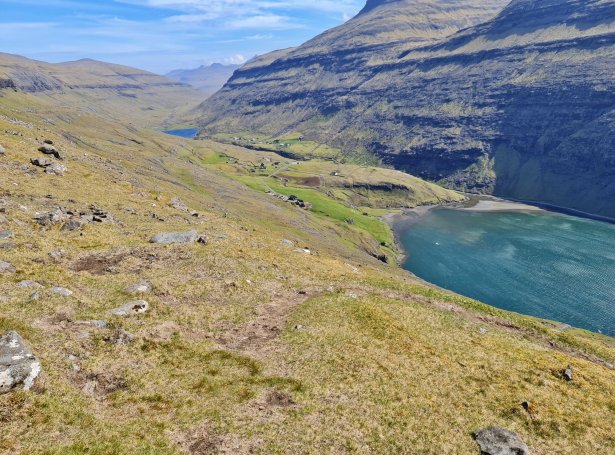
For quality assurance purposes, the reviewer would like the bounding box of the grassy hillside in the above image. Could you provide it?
[0,86,614,455]
[0,53,204,129]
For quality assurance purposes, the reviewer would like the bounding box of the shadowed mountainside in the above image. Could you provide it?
[195,0,615,218]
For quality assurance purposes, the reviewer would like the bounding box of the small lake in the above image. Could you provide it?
[164,128,199,138]
[399,208,615,335]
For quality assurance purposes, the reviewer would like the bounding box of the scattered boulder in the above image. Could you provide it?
[473,426,531,455]
[111,300,149,316]
[74,320,108,329]
[170,197,189,212]
[61,219,86,232]
[0,331,43,394]
[35,208,69,226]
[38,143,62,159]
[0,144,5,155]
[91,206,112,223]
[28,291,41,302]
[126,281,152,294]
[0,260,16,274]
[0,215,8,223]
[0,230,13,240]
[562,365,574,382]
[150,231,198,244]
[31,157,52,168]
[45,163,67,176]
[51,287,73,297]
[18,280,44,289]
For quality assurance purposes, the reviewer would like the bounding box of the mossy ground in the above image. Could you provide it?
[0,89,613,454]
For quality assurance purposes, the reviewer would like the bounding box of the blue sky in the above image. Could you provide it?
[1,0,364,74]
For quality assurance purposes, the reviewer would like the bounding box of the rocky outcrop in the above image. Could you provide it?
[0,260,16,274]
[150,231,205,244]
[473,426,531,455]
[196,0,615,218]
[0,331,43,394]
[111,300,149,316]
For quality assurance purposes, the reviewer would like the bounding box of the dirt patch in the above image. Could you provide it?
[266,390,295,408]
[74,371,128,397]
[69,252,128,275]
[215,289,318,356]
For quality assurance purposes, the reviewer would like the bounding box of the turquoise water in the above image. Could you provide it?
[400,208,615,335]
[164,128,199,138]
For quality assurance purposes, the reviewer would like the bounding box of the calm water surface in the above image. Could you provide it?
[164,128,199,138]
[400,209,615,335]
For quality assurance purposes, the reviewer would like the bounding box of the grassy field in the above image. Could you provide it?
[0,87,614,455]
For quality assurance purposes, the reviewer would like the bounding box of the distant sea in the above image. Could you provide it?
[399,208,615,335]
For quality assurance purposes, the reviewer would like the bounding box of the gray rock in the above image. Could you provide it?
[38,144,62,159]
[0,230,13,240]
[0,260,16,274]
[170,197,189,212]
[0,331,43,394]
[126,281,152,294]
[0,145,5,155]
[31,157,52,168]
[45,163,67,176]
[563,365,573,382]
[473,426,531,455]
[18,280,44,289]
[149,230,198,244]
[35,208,68,226]
[61,219,86,232]
[0,243,16,251]
[111,300,149,316]
[74,320,108,329]
[28,291,42,302]
[51,287,73,297]
[0,215,8,223]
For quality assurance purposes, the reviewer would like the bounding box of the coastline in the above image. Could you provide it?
[382,196,543,263]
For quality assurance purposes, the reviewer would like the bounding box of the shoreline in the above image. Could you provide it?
[382,196,543,262]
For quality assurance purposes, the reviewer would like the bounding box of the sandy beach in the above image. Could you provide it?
[457,199,544,213]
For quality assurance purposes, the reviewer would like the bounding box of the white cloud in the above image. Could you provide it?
[226,14,300,30]
[224,54,247,64]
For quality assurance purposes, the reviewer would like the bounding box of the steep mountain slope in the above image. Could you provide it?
[0,53,204,128]
[195,0,509,133]
[195,0,615,218]
[165,63,240,95]
[1,57,614,453]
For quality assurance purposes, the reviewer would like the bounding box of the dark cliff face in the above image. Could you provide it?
[195,0,615,218]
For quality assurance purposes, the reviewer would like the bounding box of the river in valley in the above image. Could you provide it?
[398,204,615,336]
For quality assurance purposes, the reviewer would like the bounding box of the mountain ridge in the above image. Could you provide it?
[165,63,240,95]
